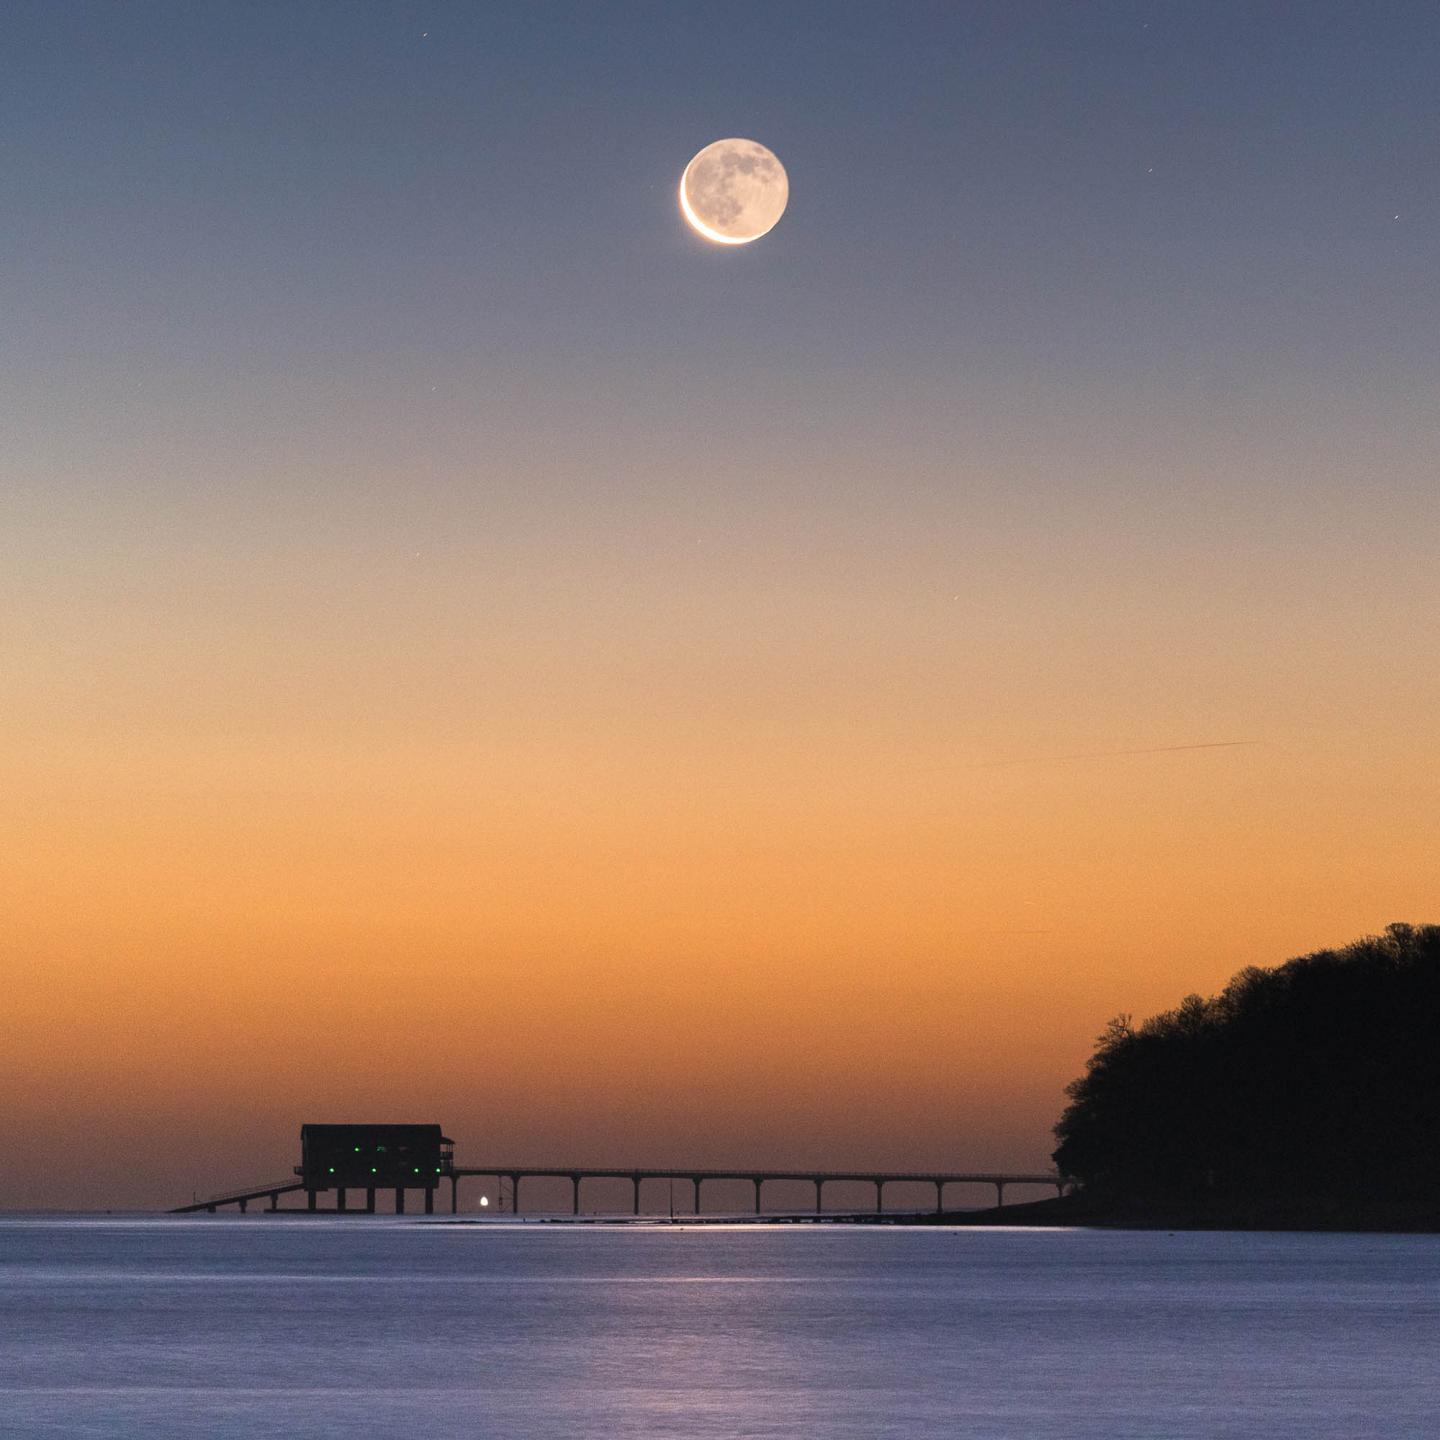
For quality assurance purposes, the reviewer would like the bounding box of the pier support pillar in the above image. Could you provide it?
[571,1175,581,1216]
[814,1178,823,1214]
[270,1191,279,1213]
[753,1178,762,1215]
[692,1177,701,1214]
[632,1176,641,1216]
[239,1198,247,1214]
[336,1188,347,1213]
[994,1182,1005,1208]
[451,1176,459,1214]
[935,1180,944,1214]
[875,1181,884,1214]
[510,1175,522,1215]
[424,1187,434,1215]
[395,1187,405,1215]
[365,1187,376,1214]
[307,1190,317,1213]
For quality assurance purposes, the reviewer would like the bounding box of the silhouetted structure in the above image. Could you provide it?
[1053,924,1440,1206]
[172,1133,1068,1215]
[296,1123,454,1213]
[443,1164,1067,1216]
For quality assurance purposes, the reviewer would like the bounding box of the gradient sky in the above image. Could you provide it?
[3,1,1438,1209]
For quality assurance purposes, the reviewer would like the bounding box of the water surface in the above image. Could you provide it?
[2,1217,1436,1438]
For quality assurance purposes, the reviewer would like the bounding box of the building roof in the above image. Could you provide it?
[301,1123,453,1144]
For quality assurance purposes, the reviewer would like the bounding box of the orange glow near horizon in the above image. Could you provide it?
[3,414,1437,1208]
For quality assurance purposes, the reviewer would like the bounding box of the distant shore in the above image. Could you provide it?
[521,1192,1440,1233]
[890,1192,1440,1234]
[8,1199,1430,1230]
[419,1192,1440,1233]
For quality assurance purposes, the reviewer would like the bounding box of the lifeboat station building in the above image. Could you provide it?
[298,1123,454,1213]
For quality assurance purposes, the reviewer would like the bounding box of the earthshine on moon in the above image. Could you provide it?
[680,138,789,245]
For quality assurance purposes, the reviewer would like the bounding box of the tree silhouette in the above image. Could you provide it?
[1053,924,1440,1203]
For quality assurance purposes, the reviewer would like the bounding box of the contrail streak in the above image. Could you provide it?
[976,740,1260,769]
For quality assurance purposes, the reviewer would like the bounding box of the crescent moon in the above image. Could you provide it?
[679,138,789,246]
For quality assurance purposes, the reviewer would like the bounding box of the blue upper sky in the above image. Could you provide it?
[6,0,1437,399]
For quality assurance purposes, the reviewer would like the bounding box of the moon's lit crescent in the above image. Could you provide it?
[679,173,754,245]
[680,139,789,245]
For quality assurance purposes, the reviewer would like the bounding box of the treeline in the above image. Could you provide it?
[1053,924,1440,1203]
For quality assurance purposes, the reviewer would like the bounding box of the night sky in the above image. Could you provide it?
[4,1,1438,1207]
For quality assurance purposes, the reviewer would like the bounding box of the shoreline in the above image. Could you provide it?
[9,1195,1439,1233]
[428,1192,1440,1234]
[896,1192,1440,1234]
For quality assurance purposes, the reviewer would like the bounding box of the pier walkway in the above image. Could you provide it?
[445,1165,1069,1216]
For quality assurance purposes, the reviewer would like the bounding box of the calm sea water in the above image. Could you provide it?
[1,1217,1437,1438]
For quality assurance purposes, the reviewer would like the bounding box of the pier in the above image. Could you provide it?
[444,1165,1070,1216]
[170,1122,1071,1215]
